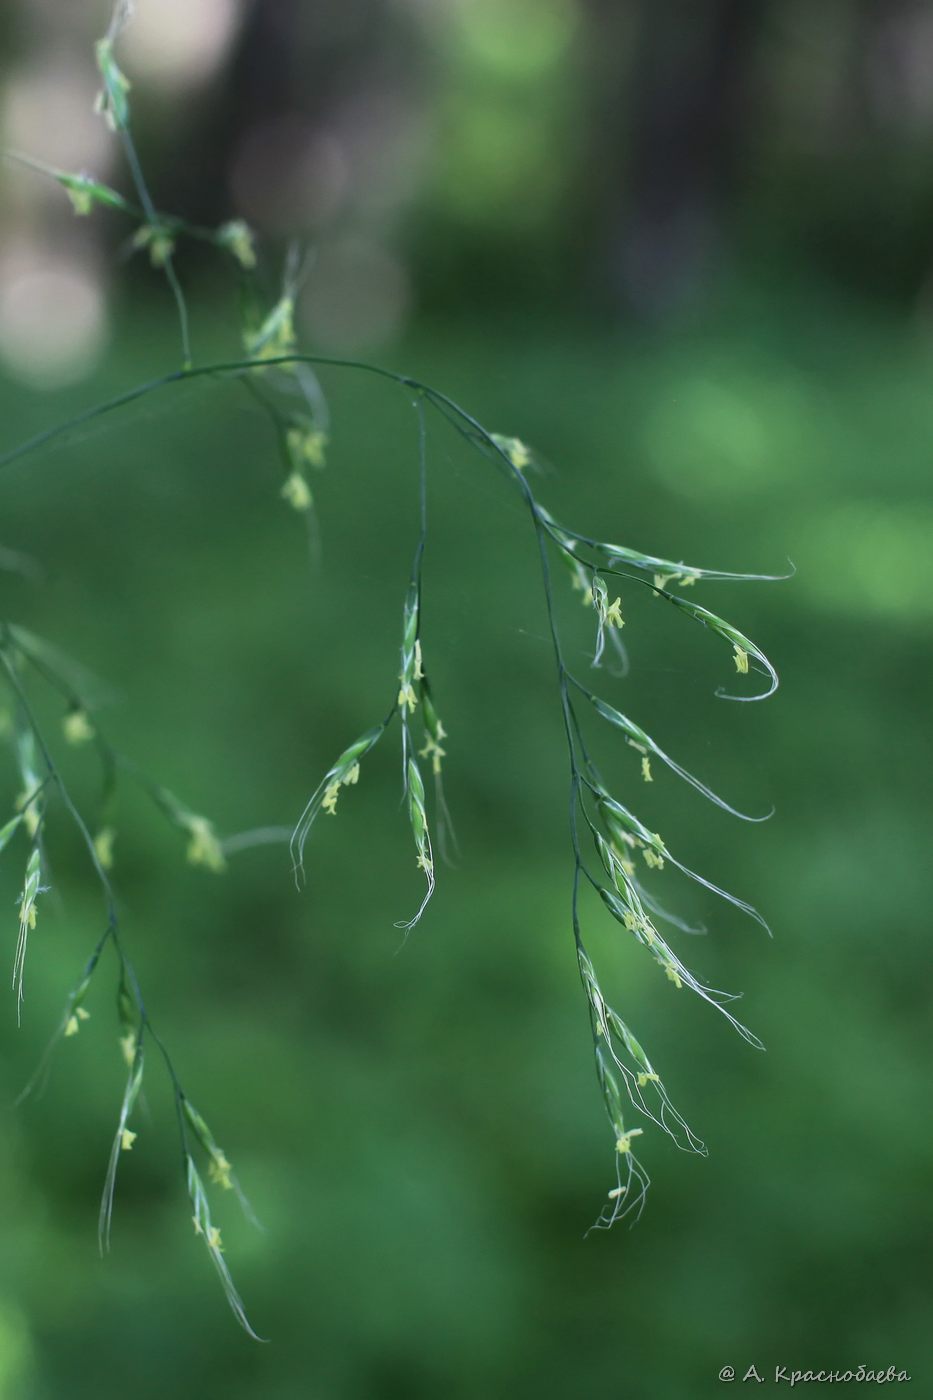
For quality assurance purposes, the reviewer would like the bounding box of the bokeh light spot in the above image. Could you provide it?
[120,0,242,89]
[0,252,108,389]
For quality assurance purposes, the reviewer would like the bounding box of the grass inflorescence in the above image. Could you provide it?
[0,0,784,1336]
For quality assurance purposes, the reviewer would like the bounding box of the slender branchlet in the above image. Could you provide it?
[0,0,783,1333]
[0,625,261,1334]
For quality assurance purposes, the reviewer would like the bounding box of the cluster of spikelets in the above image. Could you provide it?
[435,429,782,1219]
[10,8,328,521]
[0,0,332,1338]
[0,0,783,1338]
[291,566,453,935]
[0,620,264,1335]
[283,422,782,1223]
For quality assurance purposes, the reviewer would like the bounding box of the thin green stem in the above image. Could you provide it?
[118,127,191,367]
[0,632,190,1117]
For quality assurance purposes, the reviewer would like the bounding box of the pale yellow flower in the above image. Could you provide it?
[94,827,116,870]
[286,425,327,471]
[63,709,95,745]
[398,681,418,714]
[418,734,446,775]
[281,471,312,512]
[208,1152,233,1191]
[185,816,226,872]
[604,597,624,629]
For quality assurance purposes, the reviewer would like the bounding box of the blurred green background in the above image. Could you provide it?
[0,1,931,1396]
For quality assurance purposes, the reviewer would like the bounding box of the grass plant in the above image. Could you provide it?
[0,0,784,1336]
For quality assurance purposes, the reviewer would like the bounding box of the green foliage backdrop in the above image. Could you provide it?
[0,0,931,1391]
[0,294,929,1395]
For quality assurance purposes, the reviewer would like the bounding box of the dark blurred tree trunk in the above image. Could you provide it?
[148,0,405,239]
[165,0,330,231]
[586,0,767,320]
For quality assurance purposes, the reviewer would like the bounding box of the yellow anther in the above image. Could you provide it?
[185,816,226,873]
[492,434,531,470]
[133,225,175,268]
[321,779,341,816]
[398,681,418,714]
[208,1152,233,1191]
[66,185,95,217]
[286,425,327,471]
[418,735,446,775]
[94,827,116,870]
[281,471,312,512]
[63,709,95,745]
[604,597,624,628]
